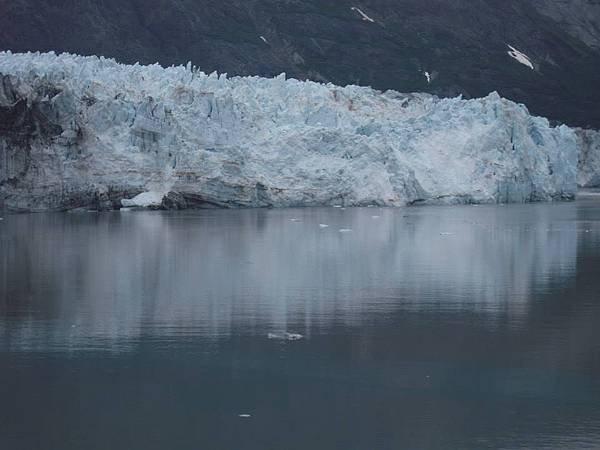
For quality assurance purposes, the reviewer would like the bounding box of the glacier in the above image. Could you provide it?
[576,128,600,188]
[0,51,579,212]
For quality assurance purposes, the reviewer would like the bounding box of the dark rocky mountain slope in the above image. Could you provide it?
[0,0,599,127]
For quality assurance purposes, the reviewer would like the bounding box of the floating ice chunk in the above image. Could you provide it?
[339,228,353,233]
[267,332,304,341]
[507,45,534,70]
[259,36,268,44]
[319,223,329,228]
[440,232,454,236]
[371,215,380,219]
[238,414,252,418]
[290,218,301,222]
[350,7,375,23]
[285,333,303,341]
[424,71,431,83]
[121,191,166,208]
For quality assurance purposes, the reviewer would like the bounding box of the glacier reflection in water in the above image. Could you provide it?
[0,202,580,351]
[2,200,600,450]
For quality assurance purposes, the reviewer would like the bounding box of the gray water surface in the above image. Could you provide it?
[1,198,600,449]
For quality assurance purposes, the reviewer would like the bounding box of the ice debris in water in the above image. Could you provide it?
[238,414,252,418]
[339,228,353,233]
[319,223,329,228]
[268,332,304,341]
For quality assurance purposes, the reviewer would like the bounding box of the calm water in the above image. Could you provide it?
[1,197,600,450]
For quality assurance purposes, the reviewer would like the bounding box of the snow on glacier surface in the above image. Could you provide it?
[0,51,578,211]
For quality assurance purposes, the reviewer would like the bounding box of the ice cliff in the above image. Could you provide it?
[576,128,600,188]
[0,51,579,211]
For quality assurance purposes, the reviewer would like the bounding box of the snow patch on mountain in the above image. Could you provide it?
[350,7,375,23]
[0,51,578,212]
[507,45,535,70]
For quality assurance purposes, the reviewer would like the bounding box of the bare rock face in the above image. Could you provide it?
[530,0,600,50]
[576,128,600,188]
[0,52,579,212]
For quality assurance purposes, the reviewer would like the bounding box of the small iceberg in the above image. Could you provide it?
[319,223,329,228]
[268,332,304,341]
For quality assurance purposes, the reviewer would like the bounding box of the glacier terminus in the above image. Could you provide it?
[0,51,590,212]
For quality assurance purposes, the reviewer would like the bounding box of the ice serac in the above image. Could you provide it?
[0,52,578,212]
[575,128,600,188]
